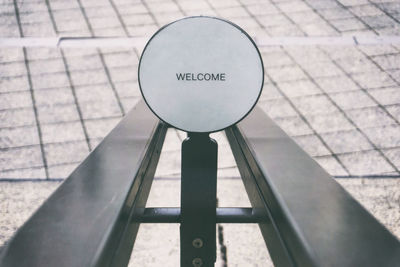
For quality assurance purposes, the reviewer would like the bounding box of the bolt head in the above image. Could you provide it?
[192,238,203,248]
[192,258,203,267]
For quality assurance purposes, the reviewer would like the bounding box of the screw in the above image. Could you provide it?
[192,238,203,248]
[192,258,203,267]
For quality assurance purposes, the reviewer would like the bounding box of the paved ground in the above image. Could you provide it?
[1,0,400,266]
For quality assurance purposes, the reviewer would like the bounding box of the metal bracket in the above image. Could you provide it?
[180,133,218,267]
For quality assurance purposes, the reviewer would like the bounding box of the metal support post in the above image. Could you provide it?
[180,133,218,267]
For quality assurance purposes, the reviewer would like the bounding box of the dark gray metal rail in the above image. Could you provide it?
[0,101,168,267]
[225,106,400,267]
[1,102,400,267]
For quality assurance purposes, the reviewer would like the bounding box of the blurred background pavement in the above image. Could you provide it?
[1,0,400,266]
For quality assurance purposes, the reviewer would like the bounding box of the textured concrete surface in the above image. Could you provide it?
[1,0,400,265]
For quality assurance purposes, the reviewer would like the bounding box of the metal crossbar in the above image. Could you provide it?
[1,101,399,267]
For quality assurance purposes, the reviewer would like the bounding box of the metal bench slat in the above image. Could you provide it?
[0,100,167,267]
[226,106,400,267]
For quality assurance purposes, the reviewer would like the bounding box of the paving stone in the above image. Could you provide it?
[127,24,159,36]
[69,69,109,86]
[315,156,348,176]
[0,49,24,63]
[363,124,400,149]
[259,98,299,118]
[261,51,293,69]
[320,129,373,154]
[367,87,400,106]
[383,147,400,170]
[218,6,249,18]
[28,58,66,75]
[329,18,367,32]
[267,65,307,82]
[0,91,32,110]
[376,2,400,15]
[339,150,396,175]
[19,11,52,24]
[0,62,27,78]
[294,134,331,157]
[371,54,400,71]
[286,47,331,65]
[259,83,282,101]
[121,97,140,112]
[177,0,210,12]
[267,23,305,36]
[278,79,321,97]
[65,54,103,71]
[277,1,311,13]
[274,116,314,136]
[79,99,122,120]
[37,104,80,124]
[330,90,376,110]
[44,141,89,166]
[114,81,141,98]
[31,72,71,90]
[337,178,400,236]
[0,167,46,179]
[0,108,35,128]
[47,163,79,178]
[0,145,43,171]
[291,95,339,115]
[258,14,292,28]
[33,87,75,106]
[84,117,120,139]
[351,71,397,89]
[89,16,122,30]
[336,56,380,75]
[349,4,384,17]
[49,0,81,10]
[0,75,30,93]
[107,66,137,83]
[337,0,369,7]
[25,48,62,61]
[386,105,400,122]
[301,60,344,78]
[305,112,355,133]
[300,21,339,36]
[20,22,56,37]
[117,4,149,16]
[359,45,399,57]
[41,122,86,144]
[0,181,61,247]
[346,106,397,128]
[306,0,342,10]
[360,15,398,29]
[387,69,400,84]
[0,126,39,149]
[317,7,354,20]
[245,3,279,16]
[317,76,360,94]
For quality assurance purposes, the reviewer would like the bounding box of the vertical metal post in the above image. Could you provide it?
[181,133,217,267]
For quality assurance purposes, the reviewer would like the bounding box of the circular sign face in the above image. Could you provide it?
[138,16,264,133]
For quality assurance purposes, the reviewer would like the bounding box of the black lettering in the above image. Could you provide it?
[176,73,226,81]
[211,73,219,80]
[176,73,185,80]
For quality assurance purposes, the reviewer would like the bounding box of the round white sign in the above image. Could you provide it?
[138,16,264,133]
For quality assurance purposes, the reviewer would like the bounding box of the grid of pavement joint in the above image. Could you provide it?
[1,0,400,180]
[1,0,400,265]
